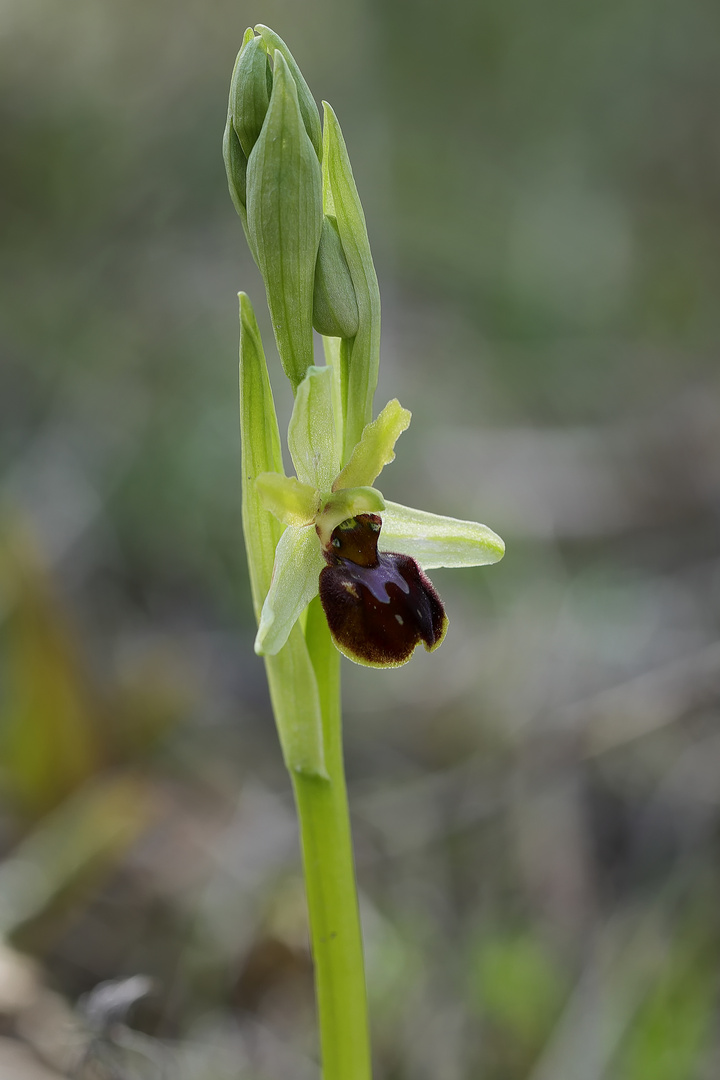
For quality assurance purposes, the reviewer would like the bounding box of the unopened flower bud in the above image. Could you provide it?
[224,28,267,220]
[246,51,323,389]
[230,31,273,159]
[312,215,360,339]
[254,24,322,160]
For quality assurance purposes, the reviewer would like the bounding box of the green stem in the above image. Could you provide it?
[291,595,372,1080]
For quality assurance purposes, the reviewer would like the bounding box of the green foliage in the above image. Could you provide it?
[0,529,101,818]
[615,924,716,1080]
[469,929,567,1050]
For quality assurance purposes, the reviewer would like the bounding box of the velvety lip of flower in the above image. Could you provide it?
[319,513,448,667]
[254,365,505,667]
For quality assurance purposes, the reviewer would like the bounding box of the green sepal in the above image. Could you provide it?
[313,215,359,339]
[223,112,247,218]
[230,32,273,159]
[322,103,381,461]
[255,526,325,657]
[254,24,322,160]
[246,53,323,391]
[288,365,340,490]
[238,294,326,777]
[315,486,386,548]
[333,398,411,491]
[379,501,506,569]
[256,472,319,526]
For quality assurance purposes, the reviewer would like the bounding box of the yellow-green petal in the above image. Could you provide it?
[256,472,319,526]
[380,501,505,569]
[288,365,340,490]
[255,526,325,656]
[333,399,411,492]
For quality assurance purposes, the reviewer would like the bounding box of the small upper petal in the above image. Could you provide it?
[332,399,411,491]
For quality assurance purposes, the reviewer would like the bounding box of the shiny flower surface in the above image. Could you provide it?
[255,365,504,667]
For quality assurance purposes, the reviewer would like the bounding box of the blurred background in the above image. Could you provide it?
[2,0,720,1076]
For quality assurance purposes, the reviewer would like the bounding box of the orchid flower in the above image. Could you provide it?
[255,365,504,667]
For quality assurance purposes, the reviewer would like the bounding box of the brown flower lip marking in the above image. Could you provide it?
[318,513,448,668]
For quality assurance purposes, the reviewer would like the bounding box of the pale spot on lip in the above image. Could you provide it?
[395,614,404,625]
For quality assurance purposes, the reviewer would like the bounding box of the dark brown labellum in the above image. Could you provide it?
[318,514,448,668]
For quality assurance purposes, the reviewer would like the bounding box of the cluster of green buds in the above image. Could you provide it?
[225,26,504,670]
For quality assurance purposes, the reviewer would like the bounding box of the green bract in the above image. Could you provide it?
[246,51,322,390]
[238,295,326,776]
[321,104,381,459]
[254,365,505,662]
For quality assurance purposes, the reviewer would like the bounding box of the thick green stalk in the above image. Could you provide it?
[294,596,372,1080]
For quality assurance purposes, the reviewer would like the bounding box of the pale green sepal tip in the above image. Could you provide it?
[380,501,505,570]
[254,24,322,159]
[256,472,319,526]
[288,366,340,490]
[255,526,325,657]
[333,399,411,491]
[316,486,385,547]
